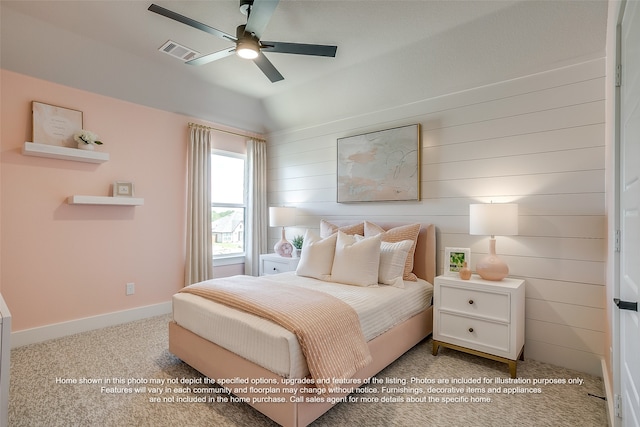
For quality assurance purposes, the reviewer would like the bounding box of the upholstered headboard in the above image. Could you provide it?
[323,221,436,284]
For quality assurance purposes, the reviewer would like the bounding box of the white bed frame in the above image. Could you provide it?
[169,222,436,427]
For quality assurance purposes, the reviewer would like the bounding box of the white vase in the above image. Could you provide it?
[77,142,94,151]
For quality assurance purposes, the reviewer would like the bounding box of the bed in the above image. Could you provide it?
[169,221,436,427]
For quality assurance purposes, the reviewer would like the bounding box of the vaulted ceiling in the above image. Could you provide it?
[1,1,608,133]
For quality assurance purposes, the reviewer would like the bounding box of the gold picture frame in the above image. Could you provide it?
[337,124,420,202]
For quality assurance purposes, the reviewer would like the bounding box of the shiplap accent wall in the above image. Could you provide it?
[266,58,606,376]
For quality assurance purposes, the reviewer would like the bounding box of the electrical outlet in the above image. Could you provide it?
[126,282,135,296]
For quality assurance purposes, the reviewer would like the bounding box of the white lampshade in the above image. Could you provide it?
[469,203,518,281]
[469,203,518,237]
[269,207,297,227]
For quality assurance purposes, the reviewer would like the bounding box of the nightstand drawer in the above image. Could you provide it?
[439,285,510,322]
[259,254,300,276]
[263,260,289,275]
[438,312,510,354]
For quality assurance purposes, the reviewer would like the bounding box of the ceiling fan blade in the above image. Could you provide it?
[245,0,280,38]
[261,41,337,57]
[253,52,284,82]
[148,4,237,42]
[186,48,236,66]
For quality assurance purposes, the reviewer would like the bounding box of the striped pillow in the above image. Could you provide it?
[364,221,421,281]
[378,239,414,288]
[320,219,364,238]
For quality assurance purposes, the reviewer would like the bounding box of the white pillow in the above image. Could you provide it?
[331,231,381,287]
[378,240,413,288]
[295,230,337,280]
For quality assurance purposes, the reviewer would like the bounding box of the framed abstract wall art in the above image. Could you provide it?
[337,124,420,202]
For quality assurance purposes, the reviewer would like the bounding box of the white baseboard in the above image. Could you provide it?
[11,302,172,348]
[601,357,615,427]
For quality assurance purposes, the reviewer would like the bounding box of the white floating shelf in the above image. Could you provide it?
[67,196,144,206]
[23,142,109,163]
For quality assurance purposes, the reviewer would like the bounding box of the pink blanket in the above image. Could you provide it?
[180,275,372,382]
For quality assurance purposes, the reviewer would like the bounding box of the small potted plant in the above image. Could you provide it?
[292,235,304,258]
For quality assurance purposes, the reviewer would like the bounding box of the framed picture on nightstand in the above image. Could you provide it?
[444,247,470,276]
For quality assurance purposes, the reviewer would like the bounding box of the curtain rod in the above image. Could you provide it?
[188,122,265,142]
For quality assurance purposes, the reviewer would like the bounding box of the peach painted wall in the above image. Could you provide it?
[0,70,250,331]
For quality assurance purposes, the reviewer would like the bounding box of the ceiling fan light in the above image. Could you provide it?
[236,41,259,59]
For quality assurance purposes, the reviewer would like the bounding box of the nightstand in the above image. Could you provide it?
[432,274,525,378]
[259,253,300,276]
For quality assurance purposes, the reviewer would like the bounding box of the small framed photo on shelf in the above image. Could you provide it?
[444,247,471,276]
[113,181,134,197]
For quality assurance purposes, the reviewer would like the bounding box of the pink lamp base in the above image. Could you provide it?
[274,240,293,257]
[476,238,509,281]
[274,227,294,257]
[476,255,509,281]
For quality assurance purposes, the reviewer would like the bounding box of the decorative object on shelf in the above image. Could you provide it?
[113,181,134,197]
[73,129,102,150]
[337,124,420,203]
[269,206,297,257]
[458,262,472,280]
[469,203,518,281]
[444,247,471,276]
[32,101,83,148]
[292,235,304,258]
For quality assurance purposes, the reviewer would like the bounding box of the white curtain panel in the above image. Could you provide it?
[185,126,213,285]
[245,139,268,276]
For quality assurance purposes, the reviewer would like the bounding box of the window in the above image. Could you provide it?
[211,151,246,257]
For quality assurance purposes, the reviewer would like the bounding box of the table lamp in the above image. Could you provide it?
[469,203,518,281]
[269,206,297,257]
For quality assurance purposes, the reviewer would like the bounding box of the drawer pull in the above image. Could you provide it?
[468,299,474,305]
[468,327,474,333]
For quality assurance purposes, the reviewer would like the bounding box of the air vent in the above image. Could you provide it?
[159,40,200,62]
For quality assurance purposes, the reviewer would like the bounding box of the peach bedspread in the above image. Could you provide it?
[180,275,372,383]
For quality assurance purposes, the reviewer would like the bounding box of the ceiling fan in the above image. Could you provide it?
[148,0,338,83]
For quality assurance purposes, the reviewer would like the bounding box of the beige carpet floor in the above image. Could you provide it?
[9,314,608,426]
